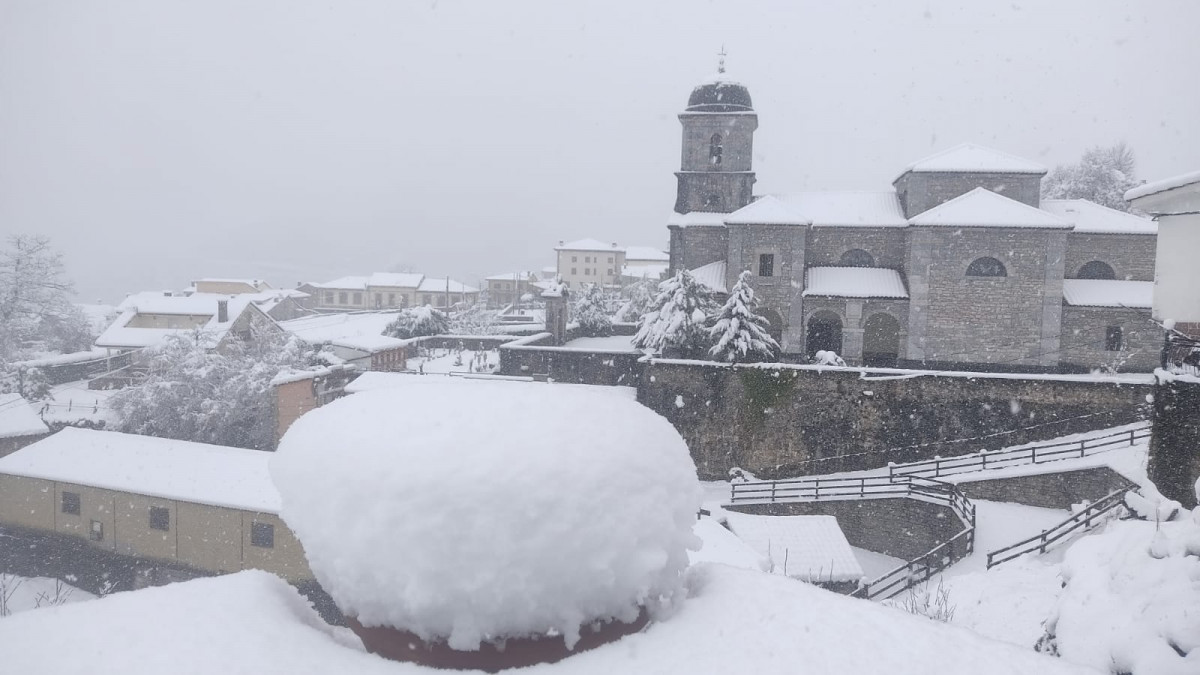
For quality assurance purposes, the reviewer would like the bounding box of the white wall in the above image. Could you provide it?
[1154,213,1200,323]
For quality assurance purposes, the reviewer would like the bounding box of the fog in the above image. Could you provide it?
[1,0,1196,302]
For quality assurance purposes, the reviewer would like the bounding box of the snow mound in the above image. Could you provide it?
[270,380,702,651]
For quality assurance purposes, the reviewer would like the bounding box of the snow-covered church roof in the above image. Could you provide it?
[1041,199,1157,235]
[802,267,909,299]
[689,260,728,293]
[908,188,1071,229]
[772,191,909,228]
[1062,280,1153,308]
[897,142,1047,180]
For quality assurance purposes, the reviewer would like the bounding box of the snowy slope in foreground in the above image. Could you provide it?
[0,566,1095,675]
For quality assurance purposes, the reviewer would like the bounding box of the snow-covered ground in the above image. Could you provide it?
[405,348,499,375]
[32,380,119,427]
[0,574,94,617]
[557,335,639,352]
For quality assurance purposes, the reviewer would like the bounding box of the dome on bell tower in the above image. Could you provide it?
[686,78,754,112]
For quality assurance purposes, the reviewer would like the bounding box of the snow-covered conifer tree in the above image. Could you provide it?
[708,270,780,363]
[572,283,613,337]
[631,269,717,358]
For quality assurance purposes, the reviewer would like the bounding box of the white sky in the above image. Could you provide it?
[1,0,1197,302]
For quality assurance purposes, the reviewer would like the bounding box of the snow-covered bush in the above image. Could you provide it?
[709,270,779,363]
[384,305,450,339]
[572,283,613,337]
[270,380,702,651]
[448,305,499,336]
[812,350,847,366]
[632,269,718,358]
[617,277,658,323]
[0,364,51,402]
[111,330,324,450]
[893,580,956,623]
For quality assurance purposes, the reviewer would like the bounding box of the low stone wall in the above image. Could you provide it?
[639,360,1152,480]
[726,497,963,561]
[954,466,1135,510]
[498,333,644,387]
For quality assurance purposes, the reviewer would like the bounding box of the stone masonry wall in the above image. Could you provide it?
[669,225,728,273]
[805,227,909,271]
[954,466,1135,510]
[1149,376,1200,508]
[726,498,964,561]
[1065,233,1157,281]
[638,360,1150,480]
[725,223,806,351]
[1059,306,1163,372]
[895,171,1042,218]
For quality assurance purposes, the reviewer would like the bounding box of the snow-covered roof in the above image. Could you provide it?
[555,238,625,252]
[690,260,728,293]
[897,143,1047,179]
[1062,279,1153,308]
[417,277,479,294]
[1041,200,1157,235]
[667,211,729,228]
[774,191,909,228]
[367,272,425,288]
[722,513,864,583]
[909,188,1071,229]
[803,267,909,299]
[622,262,668,279]
[724,196,810,226]
[688,518,768,571]
[0,428,280,512]
[194,278,269,288]
[1125,169,1200,202]
[623,246,669,262]
[306,276,369,290]
[97,295,266,349]
[0,394,49,440]
[278,311,406,352]
[485,271,540,282]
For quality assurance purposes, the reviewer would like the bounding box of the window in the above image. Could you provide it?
[353,292,362,305]
[758,253,775,278]
[966,257,1007,277]
[338,291,348,304]
[61,491,80,515]
[608,268,613,275]
[839,249,875,268]
[1078,261,1116,280]
[709,133,723,165]
[585,256,591,263]
[149,506,170,531]
[251,521,275,548]
[89,520,104,541]
[572,256,577,262]
[324,291,334,304]
[571,268,577,275]
[374,293,382,308]
[388,293,395,305]
[422,294,432,305]
[1106,326,1124,351]
[584,268,591,276]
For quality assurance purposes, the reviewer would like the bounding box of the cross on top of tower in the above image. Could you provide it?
[717,45,727,74]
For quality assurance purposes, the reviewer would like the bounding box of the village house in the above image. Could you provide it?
[95,292,285,356]
[0,393,51,458]
[485,271,541,309]
[191,278,273,295]
[555,239,626,289]
[299,273,480,312]
[0,428,312,583]
[667,69,1160,372]
[277,311,408,373]
[622,246,670,282]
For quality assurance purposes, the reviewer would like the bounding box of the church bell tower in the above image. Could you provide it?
[674,53,758,214]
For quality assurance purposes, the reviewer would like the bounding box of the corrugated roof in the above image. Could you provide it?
[898,143,1046,179]
[802,267,909,299]
[909,188,1070,229]
[1062,279,1153,308]
[1041,199,1157,235]
[773,191,908,228]
[690,260,728,293]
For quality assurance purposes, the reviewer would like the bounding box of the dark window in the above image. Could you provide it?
[149,506,170,531]
[324,292,334,304]
[338,291,347,304]
[251,521,275,548]
[571,268,577,275]
[759,253,775,278]
[1106,326,1124,351]
[710,133,724,165]
[571,256,577,262]
[89,520,104,541]
[1078,261,1116,280]
[61,491,80,515]
[353,292,362,305]
[966,257,1007,277]
[839,249,875,268]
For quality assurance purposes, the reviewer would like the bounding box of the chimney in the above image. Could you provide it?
[217,299,229,323]
[612,242,618,248]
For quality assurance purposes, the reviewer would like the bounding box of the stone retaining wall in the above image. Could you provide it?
[954,466,1135,510]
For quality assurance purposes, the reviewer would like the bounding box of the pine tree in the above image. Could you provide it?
[631,269,718,358]
[708,271,780,363]
[1042,143,1138,212]
[572,284,613,337]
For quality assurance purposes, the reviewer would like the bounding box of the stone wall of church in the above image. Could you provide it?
[1064,233,1157,281]
[724,224,808,352]
[906,227,1065,368]
[1059,306,1163,372]
[800,297,910,364]
[669,225,728,272]
[804,227,909,270]
[894,171,1042,218]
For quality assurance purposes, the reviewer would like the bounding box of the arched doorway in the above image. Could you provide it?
[760,308,784,347]
[806,311,843,358]
[862,313,901,367]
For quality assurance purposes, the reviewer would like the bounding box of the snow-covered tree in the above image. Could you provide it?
[617,277,658,323]
[110,330,324,450]
[384,305,450,339]
[631,269,718,358]
[708,271,780,363]
[1042,143,1139,212]
[0,364,51,402]
[449,305,499,336]
[0,235,80,360]
[572,284,613,337]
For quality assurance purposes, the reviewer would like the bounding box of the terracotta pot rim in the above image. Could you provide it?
[346,608,651,672]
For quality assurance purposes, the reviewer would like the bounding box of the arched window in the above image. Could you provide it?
[709,133,723,165]
[1077,261,1116,280]
[966,257,1007,278]
[839,249,875,268]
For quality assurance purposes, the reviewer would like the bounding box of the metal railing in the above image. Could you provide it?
[985,487,1132,569]
[888,423,1151,481]
[730,474,976,602]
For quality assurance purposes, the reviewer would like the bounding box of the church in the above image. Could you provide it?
[666,67,1161,372]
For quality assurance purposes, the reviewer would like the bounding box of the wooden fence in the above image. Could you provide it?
[985,487,1132,569]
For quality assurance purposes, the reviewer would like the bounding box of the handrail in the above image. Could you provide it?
[984,487,1132,569]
